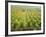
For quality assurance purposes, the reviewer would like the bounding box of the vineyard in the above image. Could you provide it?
[11,6,41,31]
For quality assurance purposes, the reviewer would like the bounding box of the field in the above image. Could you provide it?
[11,5,41,31]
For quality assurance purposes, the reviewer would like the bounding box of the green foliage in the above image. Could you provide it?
[11,6,41,31]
